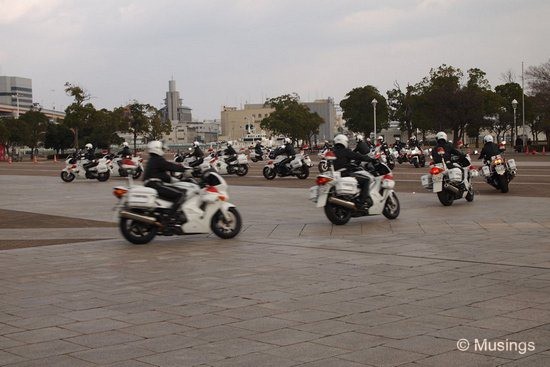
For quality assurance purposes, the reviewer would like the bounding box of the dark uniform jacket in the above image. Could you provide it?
[143,154,187,183]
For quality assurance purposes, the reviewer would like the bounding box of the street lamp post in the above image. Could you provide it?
[371,98,378,138]
[512,99,518,150]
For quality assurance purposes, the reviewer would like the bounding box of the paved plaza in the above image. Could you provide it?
[1,175,550,366]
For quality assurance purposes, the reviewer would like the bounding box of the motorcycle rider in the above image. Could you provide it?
[254,140,264,160]
[365,137,374,151]
[189,141,204,168]
[117,142,132,157]
[408,135,420,149]
[333,134,374,209]
[223,141,238,165]
[478,135,501,163]
[353,135,371,155]
[394,137,406,152]
[82,143,97,173]
[274,137,295,174]
[143,140,188,218]
[431,132,466,166]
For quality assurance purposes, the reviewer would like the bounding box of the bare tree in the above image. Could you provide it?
[500,69,516,84]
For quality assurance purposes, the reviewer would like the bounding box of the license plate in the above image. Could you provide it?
[433,174,442,182]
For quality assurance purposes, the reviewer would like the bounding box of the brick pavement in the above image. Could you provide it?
[0,176,549,366]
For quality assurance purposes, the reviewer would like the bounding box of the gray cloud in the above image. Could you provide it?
[1,0,548,119]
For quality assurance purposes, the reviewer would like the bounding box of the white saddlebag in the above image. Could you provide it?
[127,187,157,208]
[335,177,359,195]
[420,174,433,189]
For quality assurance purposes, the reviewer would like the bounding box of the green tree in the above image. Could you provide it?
[387,83,417,138]
[526,59,550,146]
[120,101,166,150]
[260,94,323,146]
[63,82,96,148]
[19,108,49,159]
[340,86,388,137]
[44,123,74,154]
[495,82,527,144]
[147,108,172,141]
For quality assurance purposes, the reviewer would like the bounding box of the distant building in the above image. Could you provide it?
[0,76,33,110]
[220,98,337,144]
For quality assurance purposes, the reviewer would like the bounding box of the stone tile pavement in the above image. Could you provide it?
[0,176,550,366]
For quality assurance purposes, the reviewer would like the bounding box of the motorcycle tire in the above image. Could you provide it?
[119,217,157,245]
[296,165,309,180]
[382,192,400,219]
[413,161,419,168]
[466,188,475,202]
[132,168,142,180]
[324,198,352,225]
[263,167,276,180]
[437,191,454,206]
[235,165,248,177]
[211,207,242,239]
[497,175,509,193]
[119,168,128,177]
[60,171,75,182]
[318,161,328,173]
[97,171,110,182]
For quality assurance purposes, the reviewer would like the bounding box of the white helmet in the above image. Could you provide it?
[333,134,349,148]
[193,141,199,147]
[484,135,493,143]
[377,135,384,141]
[356,134,364,142]
[366,137,371,142]
[395,137,400,141]
[85,143,93,149]
[147,140,165,156]
[436,132,447,142]
[411,135,416,140]
[227,141,233,146]
[284,137,291,144]
[122,142,129,147]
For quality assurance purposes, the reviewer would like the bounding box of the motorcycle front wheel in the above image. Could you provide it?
[382,192,400,219]
[263,167,276,180]
[132,168,143,179]
[119,217,157,245]
[60,171,75,182]
[324,199,352,225]
[211,207,242,239]
[318,161,328,173]
[497,175,509,193]
[437,191,454,206]
[296,165,309,179]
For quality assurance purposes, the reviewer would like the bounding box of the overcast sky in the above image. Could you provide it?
[1,0,548,120]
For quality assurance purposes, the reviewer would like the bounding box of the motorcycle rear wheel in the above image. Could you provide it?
[497,175,509,193]
[211,207,242,239]
[382,192,400,219]
[263,167,276,180]
[119,217,157,244]
[97,171,110,182]
[60,171,75,182]
[324,199,352,225]
[235,165,248,176]
[437,191,454,206]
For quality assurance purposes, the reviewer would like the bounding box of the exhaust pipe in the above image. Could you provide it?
[444,183,460,194]
[328,197,357,210]
[119,210,161,226]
